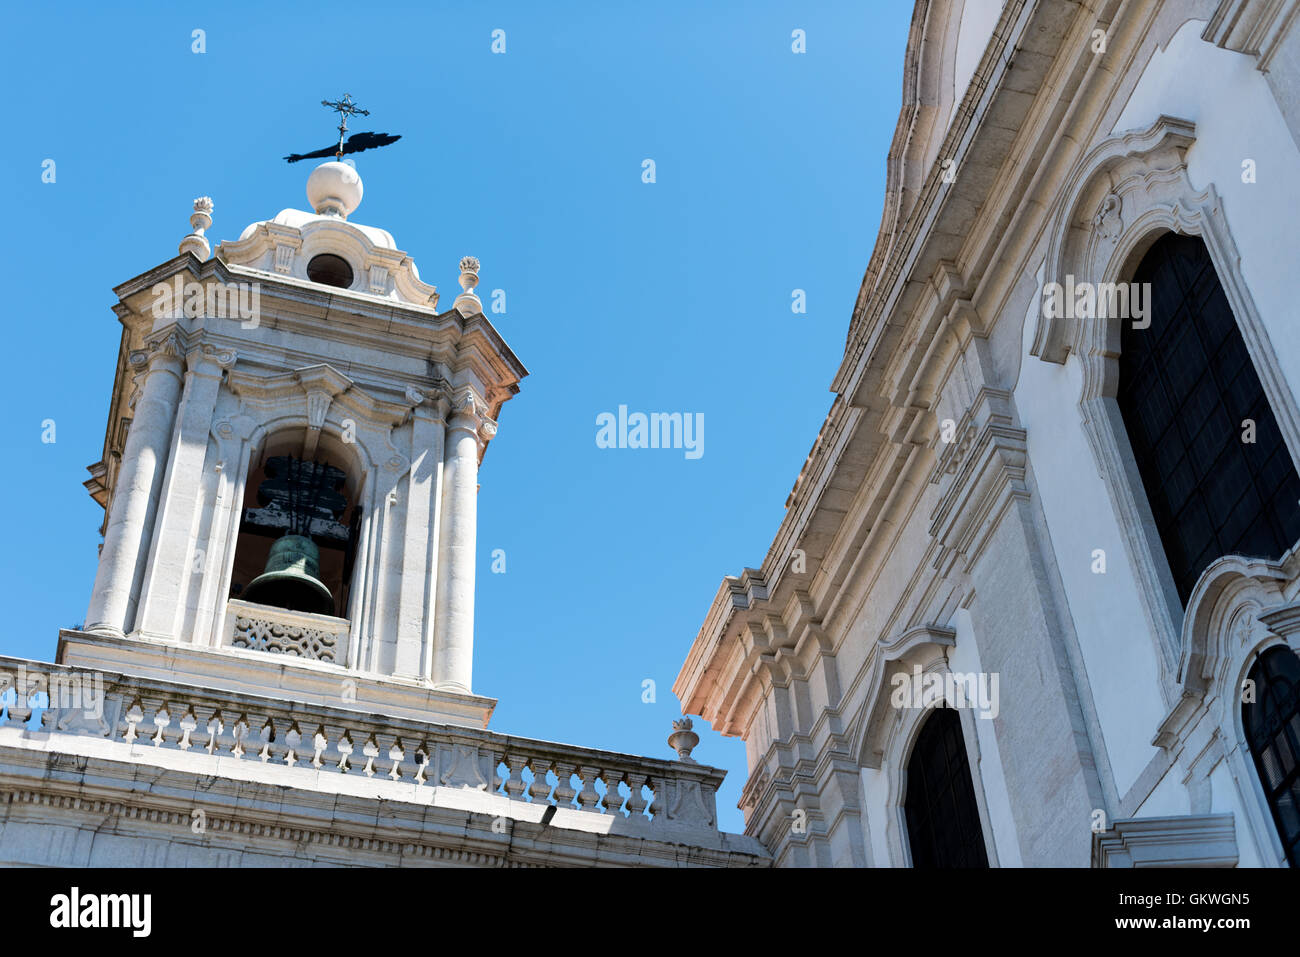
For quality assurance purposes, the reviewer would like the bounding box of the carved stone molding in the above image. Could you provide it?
[273,243,296,274]
[129,332,186,372]
[293,364,351,459]
[1149,554,1300,866]
[1203,0,1300,70]
[215,214,440,310]
[927,389,1029,572]
[1091,813,1238,867]
[1033,114,1197,365]
[852,623,956,770]
[185,343,238,376]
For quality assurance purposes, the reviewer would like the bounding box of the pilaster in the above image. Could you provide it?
[84,333,187,635]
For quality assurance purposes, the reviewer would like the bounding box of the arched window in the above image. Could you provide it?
[1118,233,1300,605]
[904,706,989,868]
[229,437,363,620]
[1243,646,1300,866]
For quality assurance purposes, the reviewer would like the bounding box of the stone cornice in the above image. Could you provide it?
[1091,813,1238,867]
[0,761,770,868]
[1203,0,1300,70]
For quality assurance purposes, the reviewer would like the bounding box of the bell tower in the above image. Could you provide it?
[63,161,526,728]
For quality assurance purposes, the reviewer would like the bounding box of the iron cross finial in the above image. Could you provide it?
[320,93,371,159]
[283,94,401,164]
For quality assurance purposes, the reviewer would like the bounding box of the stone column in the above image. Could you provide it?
[431,395,484,692]
[84,335,186,635]
[135,344,236,639]
[394,389,448,679]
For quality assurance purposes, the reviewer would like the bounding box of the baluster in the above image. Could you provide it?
[26,672,49,728]
[527,755,553,804]
[502,753,526,801]
[576,765,601,812]
[414,742,430,786]
[311,726,329,769]
[553,761,577,809]
[230,714,250,758]
[151,703,171,747]
[284,722,302,766]
[256,716,276,763]
[7,687,33,728]
[336,729,354,772]
[625,773,649,820]
[362,734,380,777]
[203,709,224,754]
[602,769,626,816]
[387,737,406,781]
[122,699,145,744]
[177,708,198,751]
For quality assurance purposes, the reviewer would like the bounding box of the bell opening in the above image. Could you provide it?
[229,448,361,619]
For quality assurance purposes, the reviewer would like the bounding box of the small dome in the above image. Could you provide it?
[306,161,363,219]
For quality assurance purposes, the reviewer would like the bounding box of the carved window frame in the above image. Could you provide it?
[1031,115,1300,691]
[1154,555,1300,868]
[212,367,403,670]
[852,624,1002,867]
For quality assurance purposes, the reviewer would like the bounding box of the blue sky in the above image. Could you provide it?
[0,1,912,833]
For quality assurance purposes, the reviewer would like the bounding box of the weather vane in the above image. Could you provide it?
[283,93,402,164]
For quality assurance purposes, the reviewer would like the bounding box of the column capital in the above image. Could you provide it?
[185,342,238,376]
[129,332,187,374]
[404,385,452,423]
[446,389,485,432]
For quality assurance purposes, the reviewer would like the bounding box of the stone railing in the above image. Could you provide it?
[223,599,350,666]
[0,656,723,834]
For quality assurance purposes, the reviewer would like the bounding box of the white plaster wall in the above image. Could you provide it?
[951,606,1023,866]
[1133,763,1191,818]
[1115,19,1300,420]
[1209,760,1264,868]
[1013,260,1167,796]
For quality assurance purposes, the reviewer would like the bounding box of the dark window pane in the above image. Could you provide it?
[1118,233,1300,604]
[1244,647,1300,866]
[904,708,989,868]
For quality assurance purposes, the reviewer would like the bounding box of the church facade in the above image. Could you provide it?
[0,161,768,868]
[675,0,1300,867]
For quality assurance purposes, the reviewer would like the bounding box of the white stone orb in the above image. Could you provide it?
[306,161,363,218]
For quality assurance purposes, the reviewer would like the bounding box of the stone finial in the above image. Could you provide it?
[179,196,214,259]
[668,717,699,763]
[306,161,363,219]
[458,256,480,289]
[454,256,482,317]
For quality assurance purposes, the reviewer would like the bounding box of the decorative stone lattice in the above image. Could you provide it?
[231,614,340,662]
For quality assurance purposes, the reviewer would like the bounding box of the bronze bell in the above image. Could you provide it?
[241,534,335,616]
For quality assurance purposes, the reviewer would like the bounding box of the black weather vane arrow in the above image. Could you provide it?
[283,93,402,164]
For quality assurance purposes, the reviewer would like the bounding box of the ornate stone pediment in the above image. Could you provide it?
[852,623,956,769]
[1032,114,1197,364]
[217,212,440,309]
